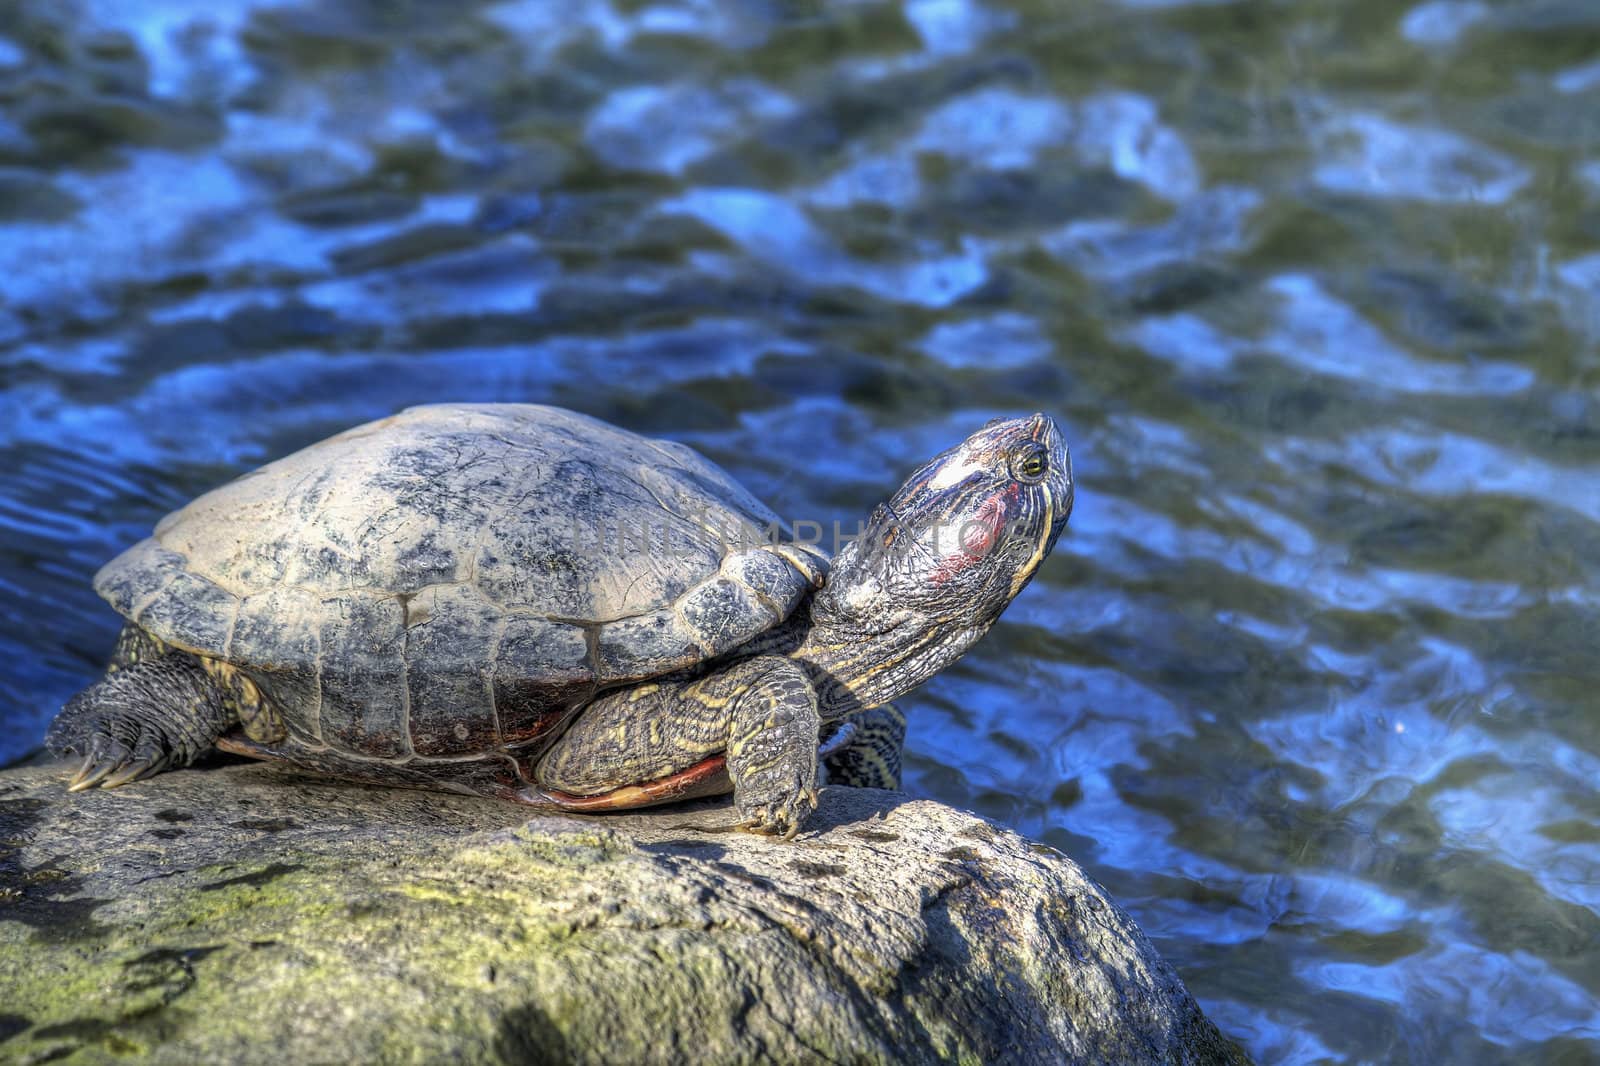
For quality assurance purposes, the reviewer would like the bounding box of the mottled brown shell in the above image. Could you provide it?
[95,404,825,765]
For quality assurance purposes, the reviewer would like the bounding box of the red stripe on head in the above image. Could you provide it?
[931,485,1015,585]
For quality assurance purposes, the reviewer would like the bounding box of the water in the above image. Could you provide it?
[1,0,1597,1060]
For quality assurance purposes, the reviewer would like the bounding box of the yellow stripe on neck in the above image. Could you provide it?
[1008,482,1054,601]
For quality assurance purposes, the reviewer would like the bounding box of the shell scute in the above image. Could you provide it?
[401,584,502,757]
[492,616,595,750]
[316,595,409,759]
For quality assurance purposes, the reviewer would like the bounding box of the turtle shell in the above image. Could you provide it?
[95,404,825,765]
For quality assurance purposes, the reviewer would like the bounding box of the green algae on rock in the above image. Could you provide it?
[0,761,1247,1065]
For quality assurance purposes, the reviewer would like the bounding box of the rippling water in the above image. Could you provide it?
[3,0,1598,1060]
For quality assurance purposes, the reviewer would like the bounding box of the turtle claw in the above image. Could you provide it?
[101,756,168,790]
[735,785,819,841]
[736,815,798,842]
[67,755,99,791]
[64,723,162,787]
[68,756,119,792]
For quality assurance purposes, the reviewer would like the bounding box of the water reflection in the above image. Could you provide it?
[1,0,1597,1061]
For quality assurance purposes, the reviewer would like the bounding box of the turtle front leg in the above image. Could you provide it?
[533,655,825,837]
[723,657,822,840]
[47,652,236,792]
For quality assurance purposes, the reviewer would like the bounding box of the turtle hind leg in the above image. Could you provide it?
[47,652,236,792]
[823,703,906,790]
[106,622,170,673]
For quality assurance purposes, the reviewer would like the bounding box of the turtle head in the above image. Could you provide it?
[807,414,1073,706]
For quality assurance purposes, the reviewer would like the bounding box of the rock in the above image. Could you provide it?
[0,760,1246,1065]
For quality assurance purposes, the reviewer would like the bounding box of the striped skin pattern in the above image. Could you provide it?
[821,704,906,791]
[537,655,824,836]
[49,409,1072,839]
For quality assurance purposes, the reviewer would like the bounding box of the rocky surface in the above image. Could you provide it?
[0,759,1245,1064]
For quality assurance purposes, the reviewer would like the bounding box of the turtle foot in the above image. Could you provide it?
[735,778,819,841]
[49,655,232,794]
[57,702,183,793]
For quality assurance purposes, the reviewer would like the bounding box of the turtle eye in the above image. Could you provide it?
[1011,444,1049,482]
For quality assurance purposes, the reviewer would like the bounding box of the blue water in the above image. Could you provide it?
[2,1,1599,1061]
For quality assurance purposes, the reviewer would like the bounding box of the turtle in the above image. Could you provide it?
[46,403,1073,837]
